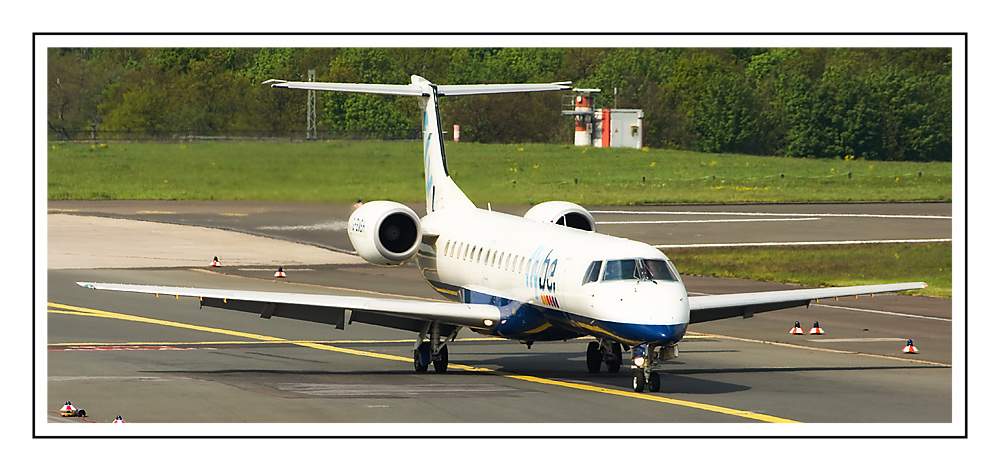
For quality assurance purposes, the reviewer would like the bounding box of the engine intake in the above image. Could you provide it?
[348,201,421,266]
[524,201,596,232]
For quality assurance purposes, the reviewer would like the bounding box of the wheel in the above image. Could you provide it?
[414,342,430,372]
[433,344,449,373]
[606,342,622,373]
[647,372,661,392]
[632,369,645,392]
[586,341,602,373]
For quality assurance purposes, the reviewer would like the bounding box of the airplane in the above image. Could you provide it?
[77,75,926,393]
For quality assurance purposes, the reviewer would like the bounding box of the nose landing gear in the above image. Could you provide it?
[630,343,678,393]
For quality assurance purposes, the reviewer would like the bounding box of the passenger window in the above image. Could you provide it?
[582,261,602,284]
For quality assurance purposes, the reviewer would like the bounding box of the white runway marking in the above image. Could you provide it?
[257,221,348,231]
[812,303,951,322]
[807,337,910,343]
[598,217,820,225]
[592,210,950,220]
[656,238,951,248]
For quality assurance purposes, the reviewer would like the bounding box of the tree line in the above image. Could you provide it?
[48,47,952,161]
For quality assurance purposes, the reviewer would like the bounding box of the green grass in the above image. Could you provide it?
[667,243,951,297]
[48,141,952,204]
[48,141,951,297]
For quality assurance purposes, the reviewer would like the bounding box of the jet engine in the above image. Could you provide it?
[523,201,596,232]
[347,201,421,266]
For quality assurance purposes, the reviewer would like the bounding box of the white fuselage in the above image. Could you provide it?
[415,207,690,346]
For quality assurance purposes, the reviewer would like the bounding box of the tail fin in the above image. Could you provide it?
[266,76,571,214]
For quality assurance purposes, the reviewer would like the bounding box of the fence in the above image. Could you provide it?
[47,128,422,142]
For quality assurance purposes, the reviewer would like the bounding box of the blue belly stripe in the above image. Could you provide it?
[424,280,686,345]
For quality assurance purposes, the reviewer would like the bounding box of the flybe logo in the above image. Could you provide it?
[527,246,559,308]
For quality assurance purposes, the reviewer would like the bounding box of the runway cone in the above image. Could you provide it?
[789,321,804,335]
[59,401,76,414]
[211,256,221,267]
[113,415,126,423]
[809,321,825,335]
[902,339,919,354]
[274,267,286,278]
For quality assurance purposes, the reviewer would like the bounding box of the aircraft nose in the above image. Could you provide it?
[590,282,690,345]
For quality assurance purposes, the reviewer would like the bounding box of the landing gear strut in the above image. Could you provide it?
[630,343,678,393]
[413,321,458,373]
[586,338,623,373]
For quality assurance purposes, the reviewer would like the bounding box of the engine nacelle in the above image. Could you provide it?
[347,201,421,266]
[523,201,596,232]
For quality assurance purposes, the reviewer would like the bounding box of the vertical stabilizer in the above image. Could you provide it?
[412,76,475,214]
[265,76,571,214]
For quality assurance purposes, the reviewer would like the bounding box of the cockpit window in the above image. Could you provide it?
[603,259,639,281]
[601,258,679,282]
[642,259,678,282]
[582,260,602,284]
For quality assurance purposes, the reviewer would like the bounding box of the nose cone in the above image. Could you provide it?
[589,281,690,345]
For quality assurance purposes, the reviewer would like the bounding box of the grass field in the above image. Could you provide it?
[47,141,951,205]
[667,243,951,298]
[47,140,952,296]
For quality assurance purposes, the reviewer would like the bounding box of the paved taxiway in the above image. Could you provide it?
[44,201,954,430]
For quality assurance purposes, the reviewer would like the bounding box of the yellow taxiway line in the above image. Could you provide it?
[48,302,798,423]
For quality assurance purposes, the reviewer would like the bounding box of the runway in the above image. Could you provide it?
[43,201,956,434]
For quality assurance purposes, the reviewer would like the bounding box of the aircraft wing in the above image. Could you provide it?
[687,282,927,324]
[76,282,500,332]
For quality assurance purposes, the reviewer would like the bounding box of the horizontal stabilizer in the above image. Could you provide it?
[265,80,428,96]
[436,82,572,96]
[265,75,571,97]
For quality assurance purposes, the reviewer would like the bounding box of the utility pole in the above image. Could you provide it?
[306,69,317,140]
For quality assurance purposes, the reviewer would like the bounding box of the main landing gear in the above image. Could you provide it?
[413,321,457,373]
[586,338,623,373]
[629,343,679,393]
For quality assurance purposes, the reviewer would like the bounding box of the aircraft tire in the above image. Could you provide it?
[632,369,645,392]
[586,341,602,373]
[414,343,430,372]
[648,372,661,393]
[433,344,449,373]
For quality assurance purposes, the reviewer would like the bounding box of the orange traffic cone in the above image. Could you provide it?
[211,256,221,267]
[809,321,825,335]
[113,415,126,423]
[902,339,918,354]
[59,401,85,417]
[274,267,286,278]
[789,321,804,335]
